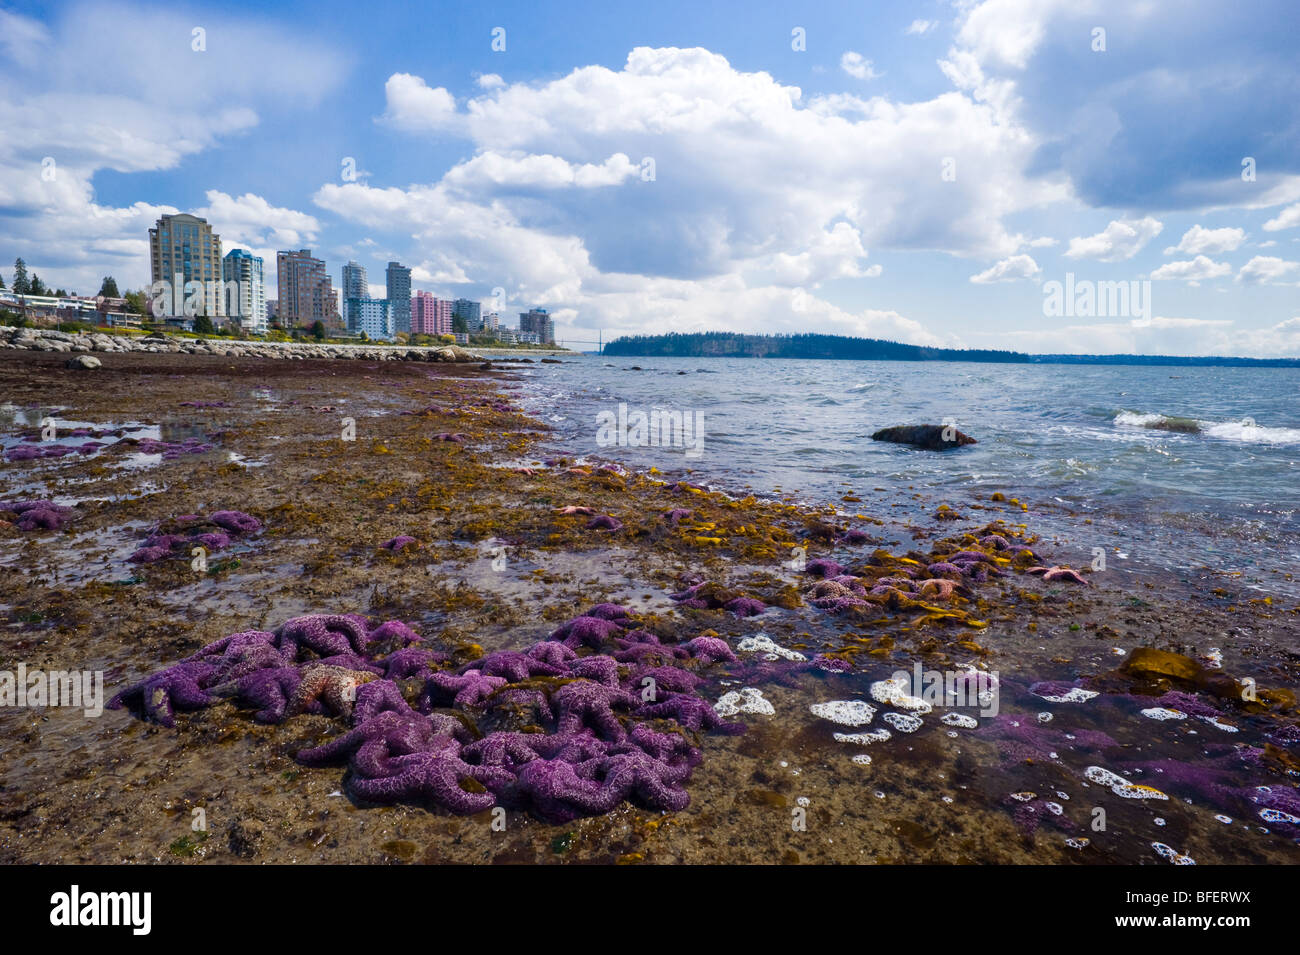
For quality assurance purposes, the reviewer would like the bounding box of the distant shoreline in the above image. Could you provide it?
[601,331,1300,368]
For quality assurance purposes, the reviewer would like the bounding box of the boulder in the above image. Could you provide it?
[870,424,977,451]
[65,354,102,370]
[1119,647,1202,684]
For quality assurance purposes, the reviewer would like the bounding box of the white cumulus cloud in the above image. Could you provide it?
[1164,224,1245,255]
[1150,255,1232,281]
[970,254,1040,283]
[1066,217,1163,262]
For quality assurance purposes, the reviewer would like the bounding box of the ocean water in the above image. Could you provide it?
[512,357,1300,597]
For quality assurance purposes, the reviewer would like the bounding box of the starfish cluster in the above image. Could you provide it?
[108,604,800,821]
[0,499,75,531]
[5,441,104,462]
[132,436,214,459]
[668,581,769,617]
[128,510,262,564]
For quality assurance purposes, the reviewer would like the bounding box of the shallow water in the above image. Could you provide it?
[514,357,1300,597]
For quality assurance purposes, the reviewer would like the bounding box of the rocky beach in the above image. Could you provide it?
[1,347,1297,865]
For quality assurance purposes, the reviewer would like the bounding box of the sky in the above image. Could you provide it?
[1,0,1298,355]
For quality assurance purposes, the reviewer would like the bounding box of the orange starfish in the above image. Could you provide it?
[287,664,378,718]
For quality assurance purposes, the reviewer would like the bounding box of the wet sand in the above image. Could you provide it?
[1,349,1297,864]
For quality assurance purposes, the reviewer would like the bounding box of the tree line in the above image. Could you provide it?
[603,331,1029,363]
[2,259,146,314]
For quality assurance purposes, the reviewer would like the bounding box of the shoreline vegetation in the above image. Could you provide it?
[603,331,1300,367]
[0,348,1296,864]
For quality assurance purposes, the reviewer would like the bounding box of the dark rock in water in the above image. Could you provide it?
[1146,416,1200,434]
[540,358,562,364]
[870,424,976,451]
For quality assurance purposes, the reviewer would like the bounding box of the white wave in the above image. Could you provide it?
[1115,411,1300,444]
[1202,420,1300,444]
[1114,411,1168,429]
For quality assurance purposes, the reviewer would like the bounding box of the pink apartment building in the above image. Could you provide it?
[411,291,452,336]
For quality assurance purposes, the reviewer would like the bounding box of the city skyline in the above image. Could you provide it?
[2,1,1299,355]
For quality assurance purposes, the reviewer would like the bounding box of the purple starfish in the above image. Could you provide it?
[1005,792,1077,837]
[725,596,767,617]
[627,665,702,697]
[526,642,577,667]
[635,693,745,734]
[668,582,710,609]
[353,679,418,722]
[552,680,637,740]
[612,632,690,664]
[515,750,693,822]
[549,615,626,650]
[189,629,277,662]
[568,655,622,687]
[9,502,72,531]
[382,648,448,681]
[976,713,1117,764]
[296,710,463,775]
[128,544,173,564]
[367,620,423,647]
[208,643,295,682]
[191,531,231,551]
[210,667,303,723]
[425,669,507,708]
[108,660,220,727]
[805,558,843,578]
[682,636,737,663]
[624,724,704,766]
[583,603,633,622]
[816,596,871,613]
[474,650,566,682]
[461,731,553,769]
[275,614,371,658]
[585,514,623,531]
[209,510,261,535]
[663,508,694,524]
[348,746,512,813]
[381,535,418,551]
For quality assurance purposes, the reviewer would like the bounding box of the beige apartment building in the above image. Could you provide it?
[148,213,224,320]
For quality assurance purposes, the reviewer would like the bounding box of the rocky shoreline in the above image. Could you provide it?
[0,347,1297,864]
[0,325,567,364]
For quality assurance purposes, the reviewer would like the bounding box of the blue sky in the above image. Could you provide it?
[2,0,1299,354]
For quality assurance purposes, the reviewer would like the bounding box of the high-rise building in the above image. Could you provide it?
[276,250,338,330]
[452,298,481,332]
[386,262,411,335]
[341,261,368,331]
[221,249,267,333]
[519,307,555,344]
[347,298,392,341]
[412,291,452,336]
[149,213,224,321]
[482,311,499,332]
